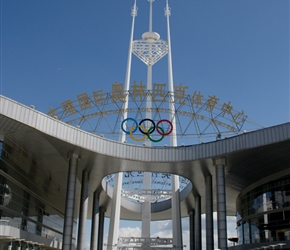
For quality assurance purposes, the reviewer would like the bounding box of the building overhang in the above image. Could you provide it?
[1,95,290,220]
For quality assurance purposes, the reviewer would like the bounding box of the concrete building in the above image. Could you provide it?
[1,95,290,250]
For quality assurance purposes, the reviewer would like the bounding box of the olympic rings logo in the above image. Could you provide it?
[121,118,173,142]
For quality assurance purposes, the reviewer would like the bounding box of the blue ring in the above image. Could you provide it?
[121,118,138,134]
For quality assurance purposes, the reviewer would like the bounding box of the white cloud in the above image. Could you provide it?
[150,218,190,249]
[152,230,172,239]
[152,220,172,231]
[119,226,142,238]
[227,216,237,238]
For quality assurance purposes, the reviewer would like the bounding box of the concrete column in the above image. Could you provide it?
[107,173,122,250]
[195,196,202,250]
[77,170,89,250]
[142,172,151,239]
[214,157,228,250]
[189,210,195,250]
[63,153,79,250]
[91,191,100,250]
[205,175,214,250]
[98,208,106,250]
[172,174,183,250]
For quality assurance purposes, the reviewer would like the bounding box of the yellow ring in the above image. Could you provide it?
[129,125,147,142]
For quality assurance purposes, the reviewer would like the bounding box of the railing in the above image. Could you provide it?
[118,237,174,249]
[121,189,172,202]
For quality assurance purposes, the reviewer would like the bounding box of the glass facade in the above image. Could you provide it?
[0,140,77,247]
[236,176,290,245]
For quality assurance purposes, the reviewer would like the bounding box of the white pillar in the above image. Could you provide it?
[124,0,137,91]
[98,208,106,250]
[172,175,183,249]
[142,172,151,239]
[214,158,228,250]
[205,175,214,250]
[107,173,122,250]
[63,153,79,250]
[77,170,89,250]
[90,191,99,250]
[195,196,202,250]
[189,210,195,250]
[165,1,183,246]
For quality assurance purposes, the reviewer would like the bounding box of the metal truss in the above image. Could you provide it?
[49,89,263,145]
[132,40,168,66]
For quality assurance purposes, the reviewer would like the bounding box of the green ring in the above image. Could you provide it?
[147,126,164,143]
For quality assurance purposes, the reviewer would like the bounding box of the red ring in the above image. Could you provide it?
[156,119,173,136]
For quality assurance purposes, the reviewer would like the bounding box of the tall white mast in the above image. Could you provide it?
[165,0,183,248]
[124,0,138,92]
[143,0,154,240]
[108,2,138,250]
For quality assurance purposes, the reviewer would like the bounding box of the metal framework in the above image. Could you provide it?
[48,89,262,145]
[105,172,190,203]
[132,39,168,66]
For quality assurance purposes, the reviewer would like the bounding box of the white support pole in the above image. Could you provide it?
[142,0,154,241]
[166,0,174,98]
[142,34,152,245]
[149,0,153,32]
[107,173,123,250]
[165,1,183,248]
[195,196,202,250]
[205,175,214,250]
[189,210,195,250]
[124,0,137,91]
[172,174,183,249]
[98,208,106,250]
[63,153,79,250]
[108,2,138,248]
[77,170,89,250]
[90,191,99,250]
[142,172,151,239]
[214,158,228,250]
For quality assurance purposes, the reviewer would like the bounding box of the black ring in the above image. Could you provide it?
[139,119,155,135]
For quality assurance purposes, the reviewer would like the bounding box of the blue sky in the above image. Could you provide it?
[1,0,289,127]
[1,0,289,249]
